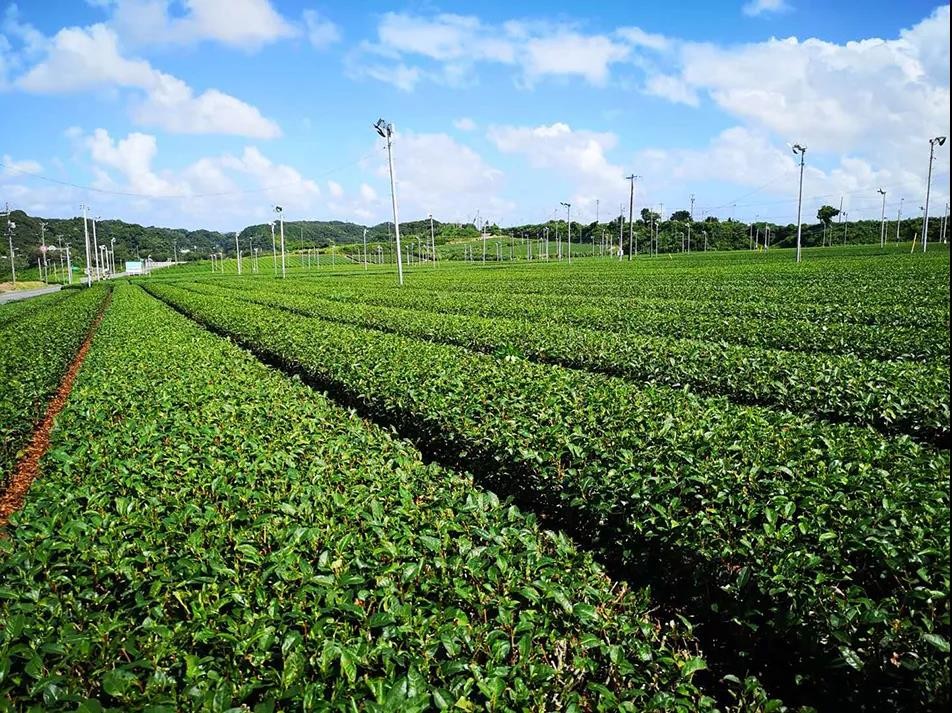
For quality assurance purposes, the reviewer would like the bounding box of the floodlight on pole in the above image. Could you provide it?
[877,188,887,248]
[235,231,242,275]
[625,175,639,261]
[274,206,286,278]
[81,204,92,286]
[560,202,572,263]
[374,118,404,285]
[791,143,807,263]
[922,136,946,253]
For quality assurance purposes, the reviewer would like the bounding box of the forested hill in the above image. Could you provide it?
[1,211,475,268]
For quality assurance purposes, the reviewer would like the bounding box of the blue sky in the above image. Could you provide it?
[1,0,949,230]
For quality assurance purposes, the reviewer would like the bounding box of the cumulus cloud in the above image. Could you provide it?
[488,122,626,212]
[303,9,340,49]
[14,23,280,138]
[106,0,297,49]
[351,13,649,90]
[369,130,509,221]
[742,0,791,17]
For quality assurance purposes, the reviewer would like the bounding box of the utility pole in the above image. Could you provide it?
[81,203,92,287]
[4,204,15,287]
[625,175,638,261]
[38,221,49,283]
[922,136,946,252]
[560,202,572,263]
[877,188,887,248]
[235,231,242,275]
[792,144,806,263]
[92,216,101,279]
[363,228,368,270]
[274,207,286,277]
[688,194,695,253]
[270,222,277,276]
[65,245,72,284]
[429,213,435,266]
[374,118,404,285]
[895,197,904,244]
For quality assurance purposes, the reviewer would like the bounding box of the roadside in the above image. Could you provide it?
[0,284,62,304]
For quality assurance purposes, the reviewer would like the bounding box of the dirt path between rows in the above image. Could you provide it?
[0,293,112,527]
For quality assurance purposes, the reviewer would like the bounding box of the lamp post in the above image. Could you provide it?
[374,118,404,286]
[922,136,946,253]
[274,206,286,278]
[81,204,92,286]
[625,175,639,261]
[791,143,806,263]
[877,188,887,248]
[270,222,277,276]
[560,202,572,263]
[235,231,242,275]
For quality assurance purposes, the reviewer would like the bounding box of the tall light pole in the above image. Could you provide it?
[877,188,887,248]
[235,231,242,275]
[270,222,277,276]
[688,194,695,253]
[38,221,50,282]
[275,206,286,278]
[110,237,116,275]
[5,214,14,287]
[625,175,639,261]
[895,197,904,244]
[81,203,92,286]
[560,202,572,263]
[429,213,435,265]
[374,118,404,286]
[922,136,946,253]
[91,216,102,279]
[363,228,368,270]
[791,143,806,263]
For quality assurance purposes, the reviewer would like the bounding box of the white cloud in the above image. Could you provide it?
[742,0,791,16]
[522,32,629,86]
[453,117,477,131]
[303,9,340,49]
[2,154,42,176]
[488,122,626,212]
[107,0,297,49]
[370,130,509,221]
[14,24,280,138]
[327,180,344,198]
[359,183,378,202]
[615,26,670,52]
[644,74,698,106]
[354,13,640,90]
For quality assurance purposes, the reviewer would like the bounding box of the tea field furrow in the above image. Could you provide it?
[179,280,949,445]
[146,280,950,711]
[0,284,766,711]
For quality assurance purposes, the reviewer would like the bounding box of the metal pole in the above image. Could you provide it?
[271,222,277,276]
[235,231,242,275]
[40,222,48,282]
[896,198,903,244]
[82,204,92,286]
[279,212,286,278]
[793,145,806,263]
[382,124,404,286]
[91,217,100,279]
[363,228,368,270]
[878,189,887,248]
[922,137,945,252]
[626,175,636,261]
[65,246,72,284]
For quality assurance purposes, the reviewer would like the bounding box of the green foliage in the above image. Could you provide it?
[0,285,109,484]
[142,250,950,708]
[0,285,732,711]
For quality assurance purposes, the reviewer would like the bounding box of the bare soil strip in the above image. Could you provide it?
[0,293,111,526]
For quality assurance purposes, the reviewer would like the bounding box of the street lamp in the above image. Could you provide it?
[560,201,572,263]
[922,136,946,253]
[877,188,887,248]
[274,206,286,278]
[374,118,404,286]
[791,143,806,263]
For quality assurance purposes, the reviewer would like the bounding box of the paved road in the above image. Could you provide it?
[0,285,62,304]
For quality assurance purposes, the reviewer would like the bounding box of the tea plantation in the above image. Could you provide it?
[1,245,948,712]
